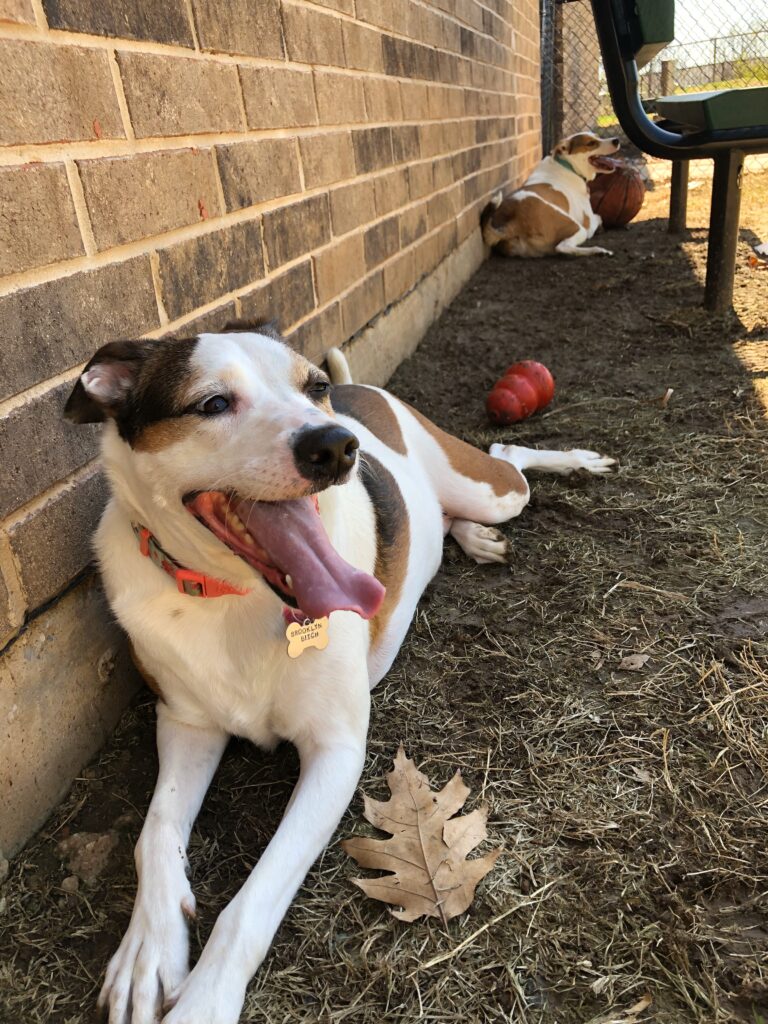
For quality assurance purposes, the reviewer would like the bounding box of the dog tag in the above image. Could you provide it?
[286,617,329,658]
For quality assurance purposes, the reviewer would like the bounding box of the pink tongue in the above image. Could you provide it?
[235,496,385,621]
[592,155,618,172]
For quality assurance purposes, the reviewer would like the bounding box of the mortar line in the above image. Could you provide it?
[0,150,514,415]
[1,460,102,531]
[0,111,513,165]
[107,49,136,141]
[0,138,515,298]
[27,0,48,32]
[0,15,513,75]
[149,252,169,325]
[64,160,98,256]
[0,532,27,633]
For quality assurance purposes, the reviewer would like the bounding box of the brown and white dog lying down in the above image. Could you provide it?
[64,327,615,1024]
[481,130,621,258]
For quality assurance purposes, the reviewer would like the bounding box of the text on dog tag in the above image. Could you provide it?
[286,617,329,658]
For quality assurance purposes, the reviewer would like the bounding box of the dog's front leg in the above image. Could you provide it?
[100,703,228,1024]
[162,729,367,1024]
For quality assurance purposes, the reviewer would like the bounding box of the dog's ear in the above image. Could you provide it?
[64,340,155,424]
[552,139,567,157]
[222,317,282,340]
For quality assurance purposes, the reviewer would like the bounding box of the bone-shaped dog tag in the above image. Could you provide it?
[286,617,329,658]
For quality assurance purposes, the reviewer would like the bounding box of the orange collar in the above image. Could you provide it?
[133,523,249,598]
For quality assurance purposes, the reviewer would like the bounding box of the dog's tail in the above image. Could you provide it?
[480,191,506,247]
[326,347,353,385]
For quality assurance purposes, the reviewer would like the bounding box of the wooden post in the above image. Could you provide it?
[660,59,674,95]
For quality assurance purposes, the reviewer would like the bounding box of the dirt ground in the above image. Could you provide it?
[2,161,768,1024]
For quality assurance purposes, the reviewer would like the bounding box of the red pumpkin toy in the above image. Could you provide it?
[486,360,555,426]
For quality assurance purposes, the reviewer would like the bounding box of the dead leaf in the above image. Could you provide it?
[342,745,502,926]
[617,653,650,672]
[593,993,654,1024]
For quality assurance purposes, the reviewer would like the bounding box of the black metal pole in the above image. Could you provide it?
[668,160,689,234]
[704,149,744,313]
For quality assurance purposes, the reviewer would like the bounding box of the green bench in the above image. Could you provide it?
[591,0,768,312]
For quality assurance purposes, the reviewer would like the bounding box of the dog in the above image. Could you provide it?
[64,327,615,1024]
[481,131,621,258]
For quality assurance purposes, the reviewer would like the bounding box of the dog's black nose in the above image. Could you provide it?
[293,424,359,483]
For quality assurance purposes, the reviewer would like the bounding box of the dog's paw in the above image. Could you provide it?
[162,961,247,1024]
[99,890,192,1024]
[450,520,509,564]
[598,247,614,257]
[569,450,617,475]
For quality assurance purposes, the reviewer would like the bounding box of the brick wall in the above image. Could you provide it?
[0,1,540,747]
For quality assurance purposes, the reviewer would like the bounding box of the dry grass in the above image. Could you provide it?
[1,165,768,1024]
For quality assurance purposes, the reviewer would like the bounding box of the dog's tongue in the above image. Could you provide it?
[235,496,385,621]
[591,155,618,172]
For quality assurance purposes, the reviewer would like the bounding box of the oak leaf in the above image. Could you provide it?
[342,745,502,925]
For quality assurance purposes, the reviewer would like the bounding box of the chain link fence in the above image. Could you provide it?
[540,0,768,152]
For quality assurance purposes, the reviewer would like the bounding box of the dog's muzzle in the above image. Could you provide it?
[293,424,359,485]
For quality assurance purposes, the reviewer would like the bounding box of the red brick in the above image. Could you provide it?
[363,216,399,270]
[299,133,355,189]
[262,194,331,270]
[342,21,383,72]
[158,219,265,321]
[374,168,410,216]
[0,0,33,23]
[363,78,403,122]
[0,41,124,146]
[216,139,301,212]
[239,261,316,333]
[399,202,428,247]
[313,233,365,304]
[0,569,17,649]
[168,301,237,338]
[192,0,283,58]
[408,162,434,199]
[43,0,194,45]
[314,71,367,125]
[0,164,83,276]
[341,271,384,336]
[239,66,317,130]
[352,127,394,173]
[391,124,421,162]
[118,52,243,137]
[329,180,376,236]
[356,0,409,33]
[383,248,416,305]
[311,0,352,12]
[78,149,222,249]
[282,3,345,66]
[400,80,429,116]
[8,469,106,610]
[0,257,159,402]
[287,302,343,364]
[0,381,101,519]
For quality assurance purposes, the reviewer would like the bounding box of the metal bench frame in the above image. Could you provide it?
[591,0,768,312]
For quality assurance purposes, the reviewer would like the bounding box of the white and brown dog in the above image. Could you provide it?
[481,131,621,258]
[65,327,615,1024]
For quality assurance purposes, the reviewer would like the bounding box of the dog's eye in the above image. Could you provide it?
[307,380,330,398]
[197,395,230,416]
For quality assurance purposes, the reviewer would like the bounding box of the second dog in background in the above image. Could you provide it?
[481,131,620,258]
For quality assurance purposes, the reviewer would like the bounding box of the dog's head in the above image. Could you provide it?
[65,327,384,620]
[552,131,620,180]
